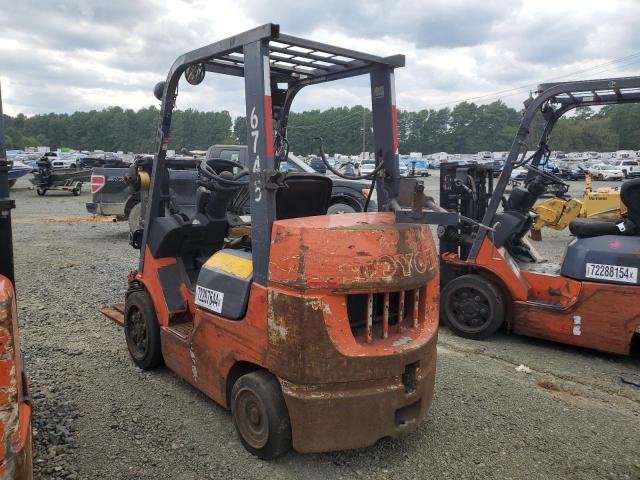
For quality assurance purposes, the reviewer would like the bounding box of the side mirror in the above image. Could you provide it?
[153,81,166,101]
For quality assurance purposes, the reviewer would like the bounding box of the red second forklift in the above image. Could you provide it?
[103,24,440,458]
[435,77,640,355]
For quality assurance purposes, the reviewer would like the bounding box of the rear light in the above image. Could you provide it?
[90,175,105,193]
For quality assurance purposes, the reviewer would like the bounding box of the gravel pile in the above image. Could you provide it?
[31,382,80,480]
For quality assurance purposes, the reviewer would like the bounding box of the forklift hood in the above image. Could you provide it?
[269,212,438,292]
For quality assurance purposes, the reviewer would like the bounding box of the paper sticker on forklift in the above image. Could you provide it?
[585,263,638,284]
[195,285,224,313]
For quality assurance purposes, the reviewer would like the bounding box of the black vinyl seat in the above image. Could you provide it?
[568,178,640,238]
[275,173,332,220]
[568,218,626,237]
[147,213,227,259]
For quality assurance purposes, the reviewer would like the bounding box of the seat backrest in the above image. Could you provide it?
[147,213,227,259]
[275,173,332,220]
[621,178,640,225]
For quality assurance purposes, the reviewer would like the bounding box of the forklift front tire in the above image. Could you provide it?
[442,274,505,340]
[231,371,292,460]
[124,290,163,370]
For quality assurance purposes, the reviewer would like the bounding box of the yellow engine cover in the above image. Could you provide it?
[581,188,626,219]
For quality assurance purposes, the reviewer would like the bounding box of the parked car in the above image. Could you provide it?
[360,160,376,176]
[589,164,624,180]
[491,160,504,178]
[609,159,640,178]
[510,167,528,181]
[42,152,80,169]
[77,156,127,169]
[404,159,430,176]
[557,162,585,180]
[8,160,31,187]
[309,156,327,173]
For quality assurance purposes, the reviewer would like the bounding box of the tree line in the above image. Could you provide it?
[3,101,639,155]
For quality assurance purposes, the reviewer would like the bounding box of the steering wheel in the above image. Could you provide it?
[523,164,568,187]
[198,158,250,189]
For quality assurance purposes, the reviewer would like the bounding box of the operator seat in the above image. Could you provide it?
[147,213,227,259]
[568,178,640,238]
[275,173,332,220]
[492,184,541,249]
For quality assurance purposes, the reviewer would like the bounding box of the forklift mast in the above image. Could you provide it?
[140,23,404,285]
[0,81,15,285]
[438,162,492,287]
[468,76,640,260]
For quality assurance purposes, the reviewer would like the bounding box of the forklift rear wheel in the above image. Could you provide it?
[327,202,357,214]
[442,274,504,340]
[231,371,292,460]
[124,290,163,370]
[127,203,142,234]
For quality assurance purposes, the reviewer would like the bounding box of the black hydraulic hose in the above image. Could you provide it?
[274,135,289,169]
[363,173,377,212]
[0,82,14,285]
[513,146,531,168]
[313,137,384,180]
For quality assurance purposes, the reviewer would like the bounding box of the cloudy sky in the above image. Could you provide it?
[1,0,640,117]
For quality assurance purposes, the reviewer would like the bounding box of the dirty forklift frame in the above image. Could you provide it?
[142,23,403,283]
[438,76,640,354]
[112,23,439,459]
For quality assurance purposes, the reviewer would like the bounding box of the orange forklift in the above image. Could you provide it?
[0,82,33,478]
[102,24,440,458]
[435,77,640,355]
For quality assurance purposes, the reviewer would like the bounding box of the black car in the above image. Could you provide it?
[557,163,586,180]
[309,156,327,173]
[77,156,128,169]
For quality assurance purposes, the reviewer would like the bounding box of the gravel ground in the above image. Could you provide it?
[7,175,640,480]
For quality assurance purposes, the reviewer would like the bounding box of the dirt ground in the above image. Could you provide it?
[8,174,640,480]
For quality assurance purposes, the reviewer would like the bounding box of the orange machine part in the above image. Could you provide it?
[269,212,438,292]
[0,276,33,479]
[450,237,640,354]
[128,212,441,452]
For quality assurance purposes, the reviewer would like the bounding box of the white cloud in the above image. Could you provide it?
[1,0,639,117]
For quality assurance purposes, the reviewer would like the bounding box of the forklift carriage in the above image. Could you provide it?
[437,76,640,355]
[105,24,440,458]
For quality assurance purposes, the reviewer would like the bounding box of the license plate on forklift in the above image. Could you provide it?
[585,263,638,284]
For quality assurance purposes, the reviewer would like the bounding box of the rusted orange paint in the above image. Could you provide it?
[132,247,182,327]
[451,237,640,354]
[270,212,438,292]
[513,281,640,354]
[0,276,33,479]
[0,329,9,356]
[129,212,440,452]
